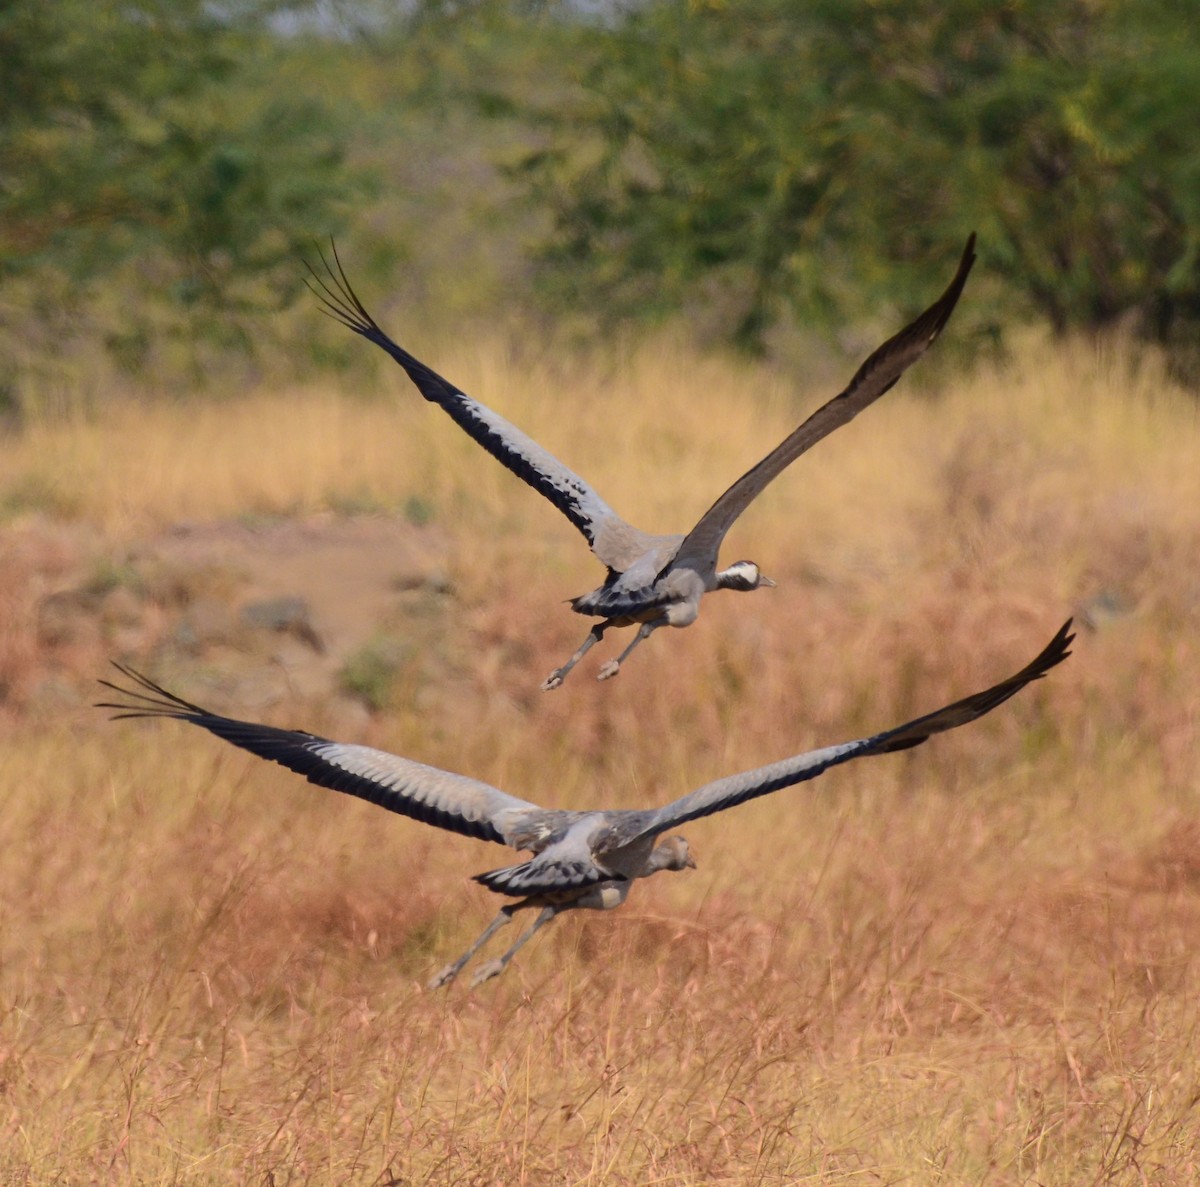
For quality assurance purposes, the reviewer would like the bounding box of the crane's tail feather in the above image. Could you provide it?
[474,859,620,898]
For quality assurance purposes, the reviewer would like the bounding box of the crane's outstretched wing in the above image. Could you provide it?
[671,235,977,574]
[97,666,546,848]
[306,246,625,556]
[634,618,1071,839]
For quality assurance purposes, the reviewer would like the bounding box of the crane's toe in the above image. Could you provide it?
[470,958,506,987]
[427,963,461,990]
[596,660,621,681]
[540,670,565,692]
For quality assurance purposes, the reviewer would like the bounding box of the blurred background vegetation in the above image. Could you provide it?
[3,0,1199,414]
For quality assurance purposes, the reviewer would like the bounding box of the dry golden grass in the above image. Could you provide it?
[1,333,1199,1184]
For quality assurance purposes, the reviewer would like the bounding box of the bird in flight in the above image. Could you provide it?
[306,236,977,689]
[98,617,1070,989]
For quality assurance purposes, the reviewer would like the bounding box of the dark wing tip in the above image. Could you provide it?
[1035,616,1075,674]
[95,662,207,721]
[301,239,382,338]
[915,231,978,343]
[300,245,449,401]
[957,614,1075,704]
[1008,617,1074,689]
[873,616,1073,755]
[841,233,979,398]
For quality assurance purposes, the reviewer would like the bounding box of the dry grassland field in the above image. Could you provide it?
[1,335,1199,1184]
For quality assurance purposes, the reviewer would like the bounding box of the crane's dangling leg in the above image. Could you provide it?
[541,622,611,691]
[428,904,522,989]
[596,617,667,682]
[470,905,561,988]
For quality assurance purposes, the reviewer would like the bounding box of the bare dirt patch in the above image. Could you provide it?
[5,512,452,715]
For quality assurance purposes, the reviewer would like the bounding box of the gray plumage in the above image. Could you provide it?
[306,236,977,688]
[98,618,1071,988]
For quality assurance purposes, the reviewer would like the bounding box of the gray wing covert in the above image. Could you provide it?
[293,741,547,846]
[671,235,977,573]
[635,739,870,838]
[632,618,1072,840]
[97,667,545,847]
[307,249,624,555]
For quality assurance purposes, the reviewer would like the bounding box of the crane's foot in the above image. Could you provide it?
[596,660,621,681]
[470,958,506,988]
[427,960,463,988]
[540,669,565,692]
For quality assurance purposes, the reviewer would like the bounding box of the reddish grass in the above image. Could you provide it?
[1,335,1198,1183]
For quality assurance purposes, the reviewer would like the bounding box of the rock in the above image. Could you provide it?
[37,589,98,648]
[241,595,324,653]
[100,585,145,630]
[393,568,453,596]
[172,598,239,651]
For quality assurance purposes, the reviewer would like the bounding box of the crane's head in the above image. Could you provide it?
[654,835,697,873]
[716,560,776,593]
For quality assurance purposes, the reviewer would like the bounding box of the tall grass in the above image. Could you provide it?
[1,334,1198,1183]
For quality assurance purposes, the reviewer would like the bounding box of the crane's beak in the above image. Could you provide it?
[760,576,777,588]
[685,853,697,869]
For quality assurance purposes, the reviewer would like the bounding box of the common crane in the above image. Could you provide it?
[98,618,1070,988]
[307,237,977,689]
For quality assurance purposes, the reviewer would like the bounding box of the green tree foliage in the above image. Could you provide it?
[513,0,1200,361]
[0,0,366,388]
